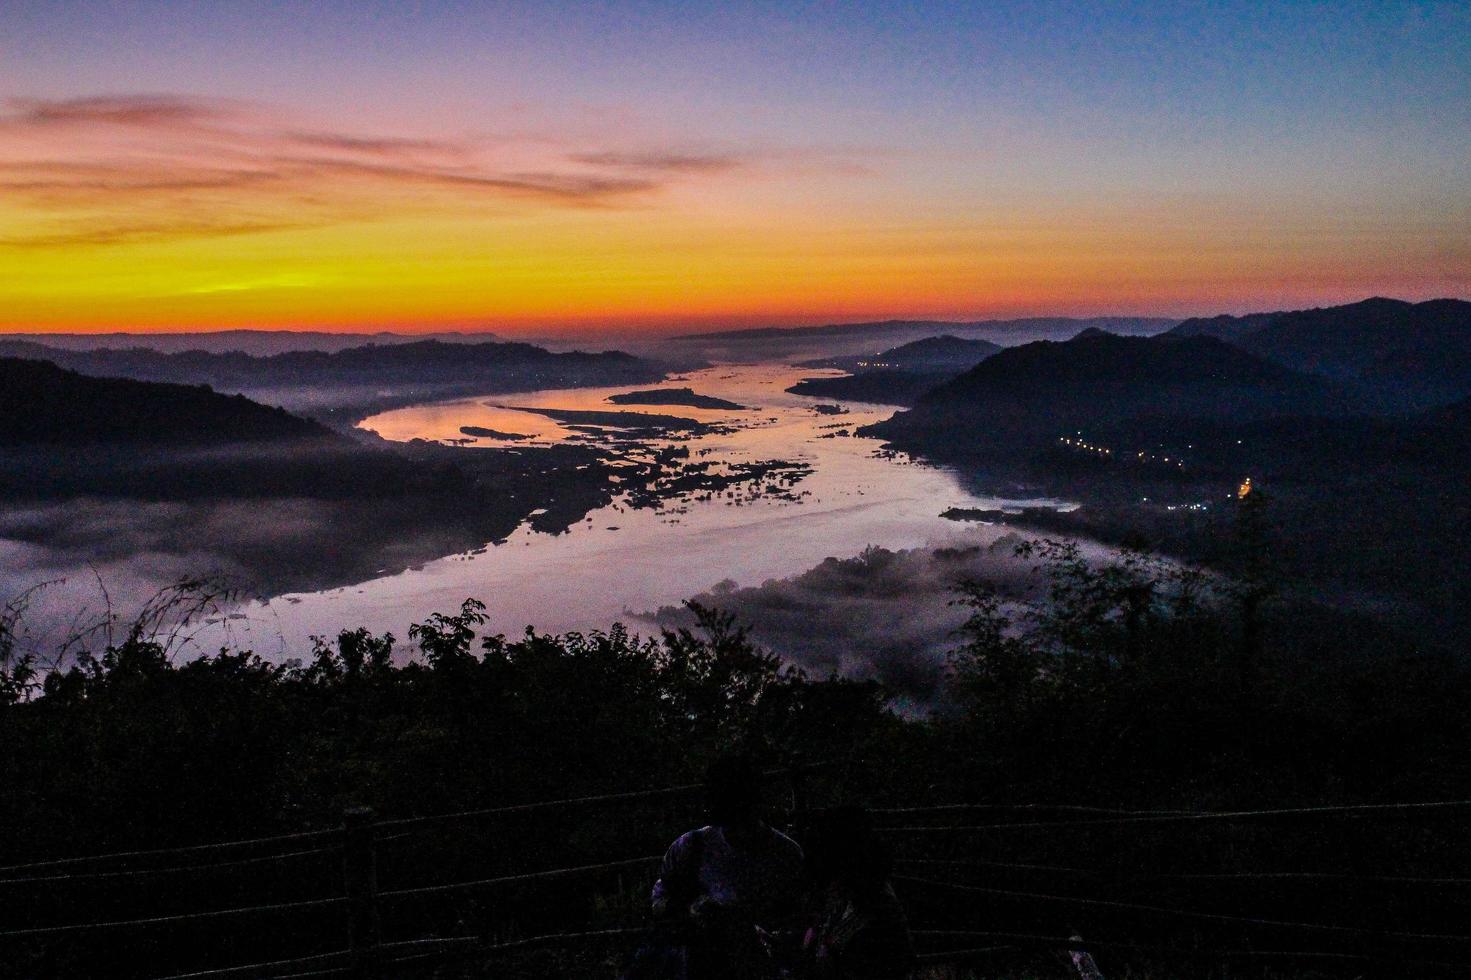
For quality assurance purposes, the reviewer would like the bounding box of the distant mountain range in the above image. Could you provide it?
[678,316,1178,342]
[0,338,665,422]
[0,357,335,446]
[0,338,650,389]
[664,316,1179,364]
[0,329,502,356]
[812,298,1471,431]
[1169,298,1471,406]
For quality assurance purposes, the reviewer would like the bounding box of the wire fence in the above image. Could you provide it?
[875,797,1471,834]
[4,777,1471,978]
[894,856,1471,886]
[0,828,339,877]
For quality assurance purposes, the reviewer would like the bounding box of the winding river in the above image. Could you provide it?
[220,364,1062,658]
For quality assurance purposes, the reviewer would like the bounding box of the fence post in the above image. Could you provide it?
[343,806,381,979]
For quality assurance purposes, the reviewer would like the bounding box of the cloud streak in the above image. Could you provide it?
[0,95,767,247]
[567,150,748,174]
[1,218,316,249]
[2,94,234,130]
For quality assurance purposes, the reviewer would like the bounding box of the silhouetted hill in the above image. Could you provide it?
[0,357,656,592]
[1169,298,1471,406]
[0,358,335,446]
[866,332,1353,458]
[0,339,666,422]
[933,333,1315,393]
[788,335,1004,405]
[1168,312,1277,342]
[880,333,1003,364]
[1243,298,1471,392]
[805,334,1003,372]
[861,327,1471,638]
[787,370,950,406]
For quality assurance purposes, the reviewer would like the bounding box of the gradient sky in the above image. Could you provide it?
[2,0,1468,336]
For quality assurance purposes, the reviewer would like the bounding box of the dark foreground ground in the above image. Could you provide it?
[4,529,1469,979]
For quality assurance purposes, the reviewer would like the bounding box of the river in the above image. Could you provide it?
[218,364,1063,659]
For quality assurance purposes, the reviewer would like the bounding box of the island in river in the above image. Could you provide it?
[606,386,747,410]
[495,404,726,436]
[459,425,532,440]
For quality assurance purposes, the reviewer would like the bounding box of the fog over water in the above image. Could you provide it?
[194,364,1061,664]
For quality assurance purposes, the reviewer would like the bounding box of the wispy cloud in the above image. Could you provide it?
[0,95,766,247]
[567,150,748,174]
[1,94,233,129]
[277,130,465,157]
[0,218,315,249]
[0,160,284,198]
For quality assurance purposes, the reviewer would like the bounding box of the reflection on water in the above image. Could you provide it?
[360,378,751,446]
[225,365,1065,659]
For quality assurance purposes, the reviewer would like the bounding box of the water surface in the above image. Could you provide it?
[222,364,1061,658]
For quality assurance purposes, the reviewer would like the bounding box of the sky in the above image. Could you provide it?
[1,0,1468,337]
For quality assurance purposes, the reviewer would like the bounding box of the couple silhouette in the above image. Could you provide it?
[631,756,914,980]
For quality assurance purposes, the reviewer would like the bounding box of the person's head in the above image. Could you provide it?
[704,754,763,826]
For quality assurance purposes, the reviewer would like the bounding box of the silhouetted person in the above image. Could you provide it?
[646,755,804,980]
[800,806,914,980]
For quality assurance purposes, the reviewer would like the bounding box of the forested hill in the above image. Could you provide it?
[932,332,1317,392]
[801,334,1003,372]
[1169,297,1471,405]
[786,334,1006,405]
[883,333,1002,361]
[866,331,1351,452]
[1167,311,1277,341]
[0,357,336,446]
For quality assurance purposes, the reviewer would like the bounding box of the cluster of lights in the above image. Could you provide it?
[1238,477,1254,499]
[1134,450,1185,468]
[855,361,897,369]
[1058,435,1112,455]
[1058,434,1186,468]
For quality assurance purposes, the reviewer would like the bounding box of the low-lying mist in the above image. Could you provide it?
[650,532,1046,712]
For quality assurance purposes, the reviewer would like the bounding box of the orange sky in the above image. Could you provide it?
[3,4,1467,337]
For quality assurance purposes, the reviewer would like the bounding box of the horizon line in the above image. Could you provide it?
[4,295,1464,341]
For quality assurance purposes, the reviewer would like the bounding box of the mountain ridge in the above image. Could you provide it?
[0,338,666,421]
[676,315,1179,342]
[0,357,337,446]
[1168,298,1471,405]
[865,331,1357,456]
